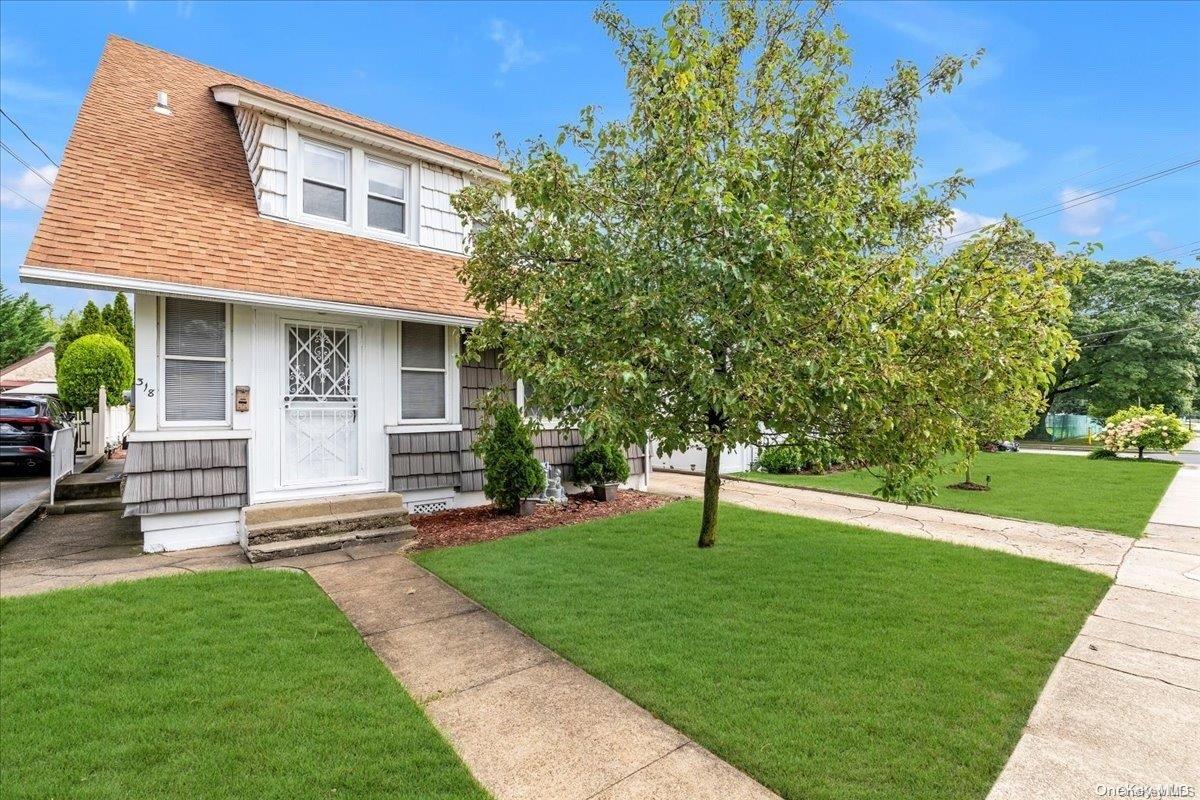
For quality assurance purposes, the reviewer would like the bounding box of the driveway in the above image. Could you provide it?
[0,472,47,518]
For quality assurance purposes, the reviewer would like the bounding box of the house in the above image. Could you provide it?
[0,344,56,395]
[20,36,647,557]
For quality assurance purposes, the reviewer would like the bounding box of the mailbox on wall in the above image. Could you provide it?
[235,385,250,413]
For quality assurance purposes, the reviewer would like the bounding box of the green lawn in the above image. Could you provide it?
[733,451,1179,536]
[0,570,488,800]
[418,501,1109,800]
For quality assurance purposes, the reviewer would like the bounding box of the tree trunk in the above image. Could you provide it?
[697,442,722,548]
[1138,445,1145,460]
[964,461,973,485]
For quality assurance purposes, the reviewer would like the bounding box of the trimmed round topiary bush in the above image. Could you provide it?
[573,440,630,487]
[756,446,806,474]
[57,333,134,411]
[475,400,546,513]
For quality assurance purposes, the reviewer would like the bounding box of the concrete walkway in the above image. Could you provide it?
[650,471,1132,576]
[305,553,780,800]
[988,464,1200,799]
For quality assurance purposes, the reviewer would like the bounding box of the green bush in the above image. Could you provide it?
[757,437,845,474]
[573,440,630,486]
[1087,448,1119,460]
[57,333,134,411]
[475,400,546,513]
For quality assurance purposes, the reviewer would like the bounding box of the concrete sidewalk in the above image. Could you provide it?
[650,471,1132,576]
[988,464,1200,799]
[305,554,780,800]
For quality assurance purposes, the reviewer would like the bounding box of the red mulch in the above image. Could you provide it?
[409,490,675,551]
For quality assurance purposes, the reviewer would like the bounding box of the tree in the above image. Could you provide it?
[57,333,134,411]
[474,399,546,513]
[1044,258,1200,420]
[455,1,1080,547]
[55,299,119,368]
[0,286,51,367]
[101,293,135,355]
[1101,405,1193,459]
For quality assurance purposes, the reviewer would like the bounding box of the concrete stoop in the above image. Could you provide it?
[240,492,417,563]
[46,466,124,515]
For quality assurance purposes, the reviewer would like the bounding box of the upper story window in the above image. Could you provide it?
[367,158,408,234]
[301,139,349,222]
[162,298,229,424]
[400,322,448,421]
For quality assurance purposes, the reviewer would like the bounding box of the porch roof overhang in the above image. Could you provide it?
[19,264,482,327]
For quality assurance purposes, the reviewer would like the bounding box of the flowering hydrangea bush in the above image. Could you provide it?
[1099,405,1192,459]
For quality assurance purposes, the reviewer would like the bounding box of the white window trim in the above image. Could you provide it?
[396,324,459,426]
[364,154,411,236]
[287,123,418,246]
[158,297,232,429]
[516,378,562,430]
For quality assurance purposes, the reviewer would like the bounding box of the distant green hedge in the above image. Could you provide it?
[58,333,133,410]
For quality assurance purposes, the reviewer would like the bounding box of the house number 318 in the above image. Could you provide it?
[136,377,155,397]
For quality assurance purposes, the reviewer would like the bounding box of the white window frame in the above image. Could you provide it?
[297,136,351,226]
[287,125,417,245]
[516,377,562,430]
[397,323,456,424]
[364,155,410,236]
[158,297,231,428]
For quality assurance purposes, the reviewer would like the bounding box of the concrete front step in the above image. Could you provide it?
[245,507,414,545]
[46,497,125,515]
[53,471,123,501]
[243,492,408,525]
[245,524,416,563]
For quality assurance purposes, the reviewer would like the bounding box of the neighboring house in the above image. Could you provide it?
[21,37,647,554]
[0,344,56,394]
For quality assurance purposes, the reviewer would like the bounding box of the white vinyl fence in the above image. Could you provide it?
[48,424,76,505]
[74,385,131,457]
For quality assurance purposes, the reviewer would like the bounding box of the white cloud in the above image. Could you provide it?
[0,164,57,210]
[1058,186,1116,237]
[0,77,75,105]
[126,0,138,11]
[177,1,194,18]
[921,109,1027,177]
[490,19,543,74]
[945,207,1000,239]
[0,36,41,67]
[1146,230,1172,250]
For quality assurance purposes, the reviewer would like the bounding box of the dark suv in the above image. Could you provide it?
[0,395,72,472]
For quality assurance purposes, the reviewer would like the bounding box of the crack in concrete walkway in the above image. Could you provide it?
[987,464,1200,799]
[650,471,1133,576]
[302,553,781,800]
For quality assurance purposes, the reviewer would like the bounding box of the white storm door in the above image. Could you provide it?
[282,324,360,486]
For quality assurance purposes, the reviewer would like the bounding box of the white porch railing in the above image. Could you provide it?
[49,424,76,505]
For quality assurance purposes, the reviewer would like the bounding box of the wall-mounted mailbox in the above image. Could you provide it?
[235,385,250,413]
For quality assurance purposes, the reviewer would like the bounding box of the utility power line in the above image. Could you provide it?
[0,181,45,210]
[0,108,58,167]
[1145,239,1200,257]
[0,141,54,186]
[946,157,1200,242]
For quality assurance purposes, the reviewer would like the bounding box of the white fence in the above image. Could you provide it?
[74,386,131,457]
[48,424,76,505]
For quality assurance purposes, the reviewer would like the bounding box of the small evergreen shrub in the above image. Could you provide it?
[1087,448,1119,460]
[57,333,134,411]
[757,446,806,474]
[475,400,546,513]
[573,440,630,486]
[757,438,845,474]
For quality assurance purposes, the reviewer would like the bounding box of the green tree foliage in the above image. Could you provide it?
[455,1,1081,546]
[1101,405,1192,459]
[1047,258,1200,419]
[101,293,135,355]
[573,440,631,486]
[55,300,117,365]
[57,333,134,411]
[474,399,546,513]
[0,286,50,367]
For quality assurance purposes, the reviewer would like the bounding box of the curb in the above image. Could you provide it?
[0,489,50,548]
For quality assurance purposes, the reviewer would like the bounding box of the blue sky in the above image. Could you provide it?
[2,0,1197,314]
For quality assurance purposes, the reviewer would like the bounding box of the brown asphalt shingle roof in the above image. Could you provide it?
[24,36,497,320]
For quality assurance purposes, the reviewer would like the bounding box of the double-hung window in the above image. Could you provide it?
[162,298,228,423]
[301,138,349,222]
[366,157,408,234]
[400,322,447,421]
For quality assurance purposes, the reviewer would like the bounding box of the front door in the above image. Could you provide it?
[282,323,359,486]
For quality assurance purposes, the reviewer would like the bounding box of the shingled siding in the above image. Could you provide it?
[390,349,646,494]
[122,438,248,516]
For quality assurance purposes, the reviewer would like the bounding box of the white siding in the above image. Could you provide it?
[420,163,466,253]
[234,107,288,218]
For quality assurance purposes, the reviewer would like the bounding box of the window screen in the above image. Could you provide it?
[302,139,348,221]
[400,322,446,420]
[163,298,227,422]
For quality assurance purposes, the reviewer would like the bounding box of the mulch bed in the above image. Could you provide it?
[409,490,675,551]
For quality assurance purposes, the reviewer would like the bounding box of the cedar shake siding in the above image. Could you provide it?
[122,439,248,516]
[390,350,645,494]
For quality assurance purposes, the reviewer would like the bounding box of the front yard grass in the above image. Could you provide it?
[0,570,488,800]
[733,451,1179,535]
[418,501,1110,800]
